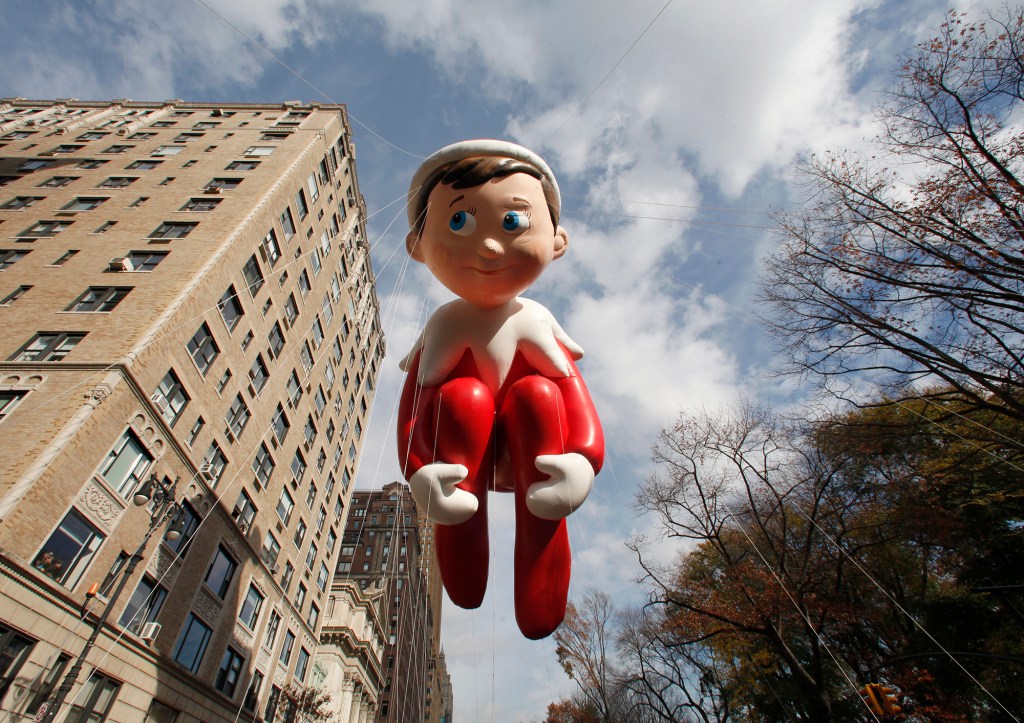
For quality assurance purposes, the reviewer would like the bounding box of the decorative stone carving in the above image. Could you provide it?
[257,648,271,669]
[85,383,112,405]
[232,623,254,650]
[193,586,223,622]
[146,545,181,586]
[78,479,127,529]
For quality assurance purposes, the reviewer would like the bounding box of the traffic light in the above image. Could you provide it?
[860,684,884,715]
[878,686,902,716]
[859,683,902,718]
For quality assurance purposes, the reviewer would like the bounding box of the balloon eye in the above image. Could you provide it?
[449,211,476,236]
[502,211,530,232]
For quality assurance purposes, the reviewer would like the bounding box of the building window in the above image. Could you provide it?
[173,613,212,673]
[252,442,275,489]
[261,229,281,266]
[32,509,104,588]
[310,249,322,277]
[295,647,310,682]
[276,489,295,524]
[181,197,221,212]
[279,630,295,665]
[185,416,204,447]
[38,175,78,187]
[242,255,264,296]
[149,221,197,239]
[272,405,290,442]
[303,416,317,448]
[151,370,189,426]
[239,584,264,629]
[98,176,137,188]
[226,393,251,439]
[295,188,308,220]
[0,625,36,701]
[100,429,154,496]
[0,249,30,271]
[286,370,302,405]
[0,390,27,422]
[18,159,51,171]
[127,159,162,170]
[280,207,295,240]
[143,699,179,723]
[316,563,329,593]
[305,542,318,571]
[203,442,227,485]
[18,220,72,238]
[218,286,244,330]
[267,322,285,359]
[215,368,232,394]
[314,387,327,417]
[51,143,85,154]
[291,450,307,482]
[265,685,282,722]
[69,286,131,313]
[102,144,133,154]
[262,533,281,570]
[242,671,263,713]
[248,353,269,393]
[294,520,307,548]
[186,323,219,375]
[244,146,275,157]
[205,545,237,598]
[165,501,200,557]
[119,575,168,633]
[1,196,43,209]
[125,250,168,271]
[67,671,121,722]
[225,160,260,171]
[232,489,256,531]
[152,145,185,156]
[215,647,245,697]
[61,196,108,212]
[299,342,313,373]
[205,177,241,191]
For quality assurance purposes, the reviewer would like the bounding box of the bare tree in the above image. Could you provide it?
[761,8,1024,423]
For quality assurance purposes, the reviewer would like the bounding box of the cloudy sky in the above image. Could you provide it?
[0,0,987,719]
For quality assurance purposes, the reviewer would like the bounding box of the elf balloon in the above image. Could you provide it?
[398,140,604,639]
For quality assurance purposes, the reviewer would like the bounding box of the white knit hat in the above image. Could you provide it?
[407,139,561,228]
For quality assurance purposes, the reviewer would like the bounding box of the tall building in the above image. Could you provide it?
[0,99,384,722]
[337,482,449,722]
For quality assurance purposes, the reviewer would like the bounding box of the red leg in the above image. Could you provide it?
[429,377,494,609]
[501,376,571,639]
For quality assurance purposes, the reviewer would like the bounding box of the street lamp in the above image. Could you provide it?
[40,474,182,723]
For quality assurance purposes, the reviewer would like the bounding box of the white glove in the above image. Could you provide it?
[526,453,594,520]
[409,463,478,525]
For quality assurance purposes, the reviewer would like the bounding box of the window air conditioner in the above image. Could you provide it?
[109,257,133,272]
[149,393,170,415]
[198,463,216,482]
[140,622,162,642]
[203,186,221,194]
[268,561,280,574]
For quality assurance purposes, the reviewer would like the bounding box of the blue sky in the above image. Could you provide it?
[0,0,984,719]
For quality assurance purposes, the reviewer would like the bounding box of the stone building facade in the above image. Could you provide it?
[0,99,383,721]
[337,482,451,722]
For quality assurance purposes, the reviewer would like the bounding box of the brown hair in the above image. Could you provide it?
[412,156,559,236]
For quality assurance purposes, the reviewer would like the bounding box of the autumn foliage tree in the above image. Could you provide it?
[762,8,1024,424]
[629,395,1024,721]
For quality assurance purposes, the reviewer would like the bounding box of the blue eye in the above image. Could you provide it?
[502,211,530,232]
[449,211,476,236]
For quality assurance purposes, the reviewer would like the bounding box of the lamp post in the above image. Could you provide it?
[40,475,183,723]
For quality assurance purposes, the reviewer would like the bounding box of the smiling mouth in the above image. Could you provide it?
[473,267,508,277]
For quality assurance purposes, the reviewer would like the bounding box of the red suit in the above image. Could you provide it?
[398,341,604,639]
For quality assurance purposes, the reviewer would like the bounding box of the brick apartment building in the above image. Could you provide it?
[0,98,384,721]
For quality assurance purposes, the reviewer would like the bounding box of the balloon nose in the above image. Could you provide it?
[479,238,503,259]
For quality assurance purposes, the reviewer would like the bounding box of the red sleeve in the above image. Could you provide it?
[553,353,604,474]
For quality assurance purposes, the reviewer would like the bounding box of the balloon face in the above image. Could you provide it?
[408,172,567,309]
